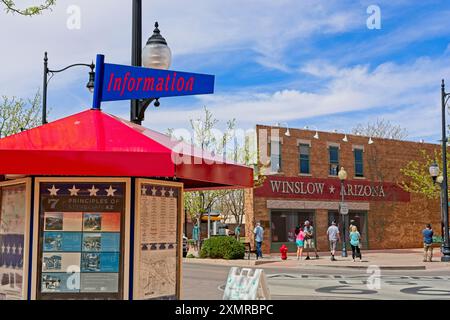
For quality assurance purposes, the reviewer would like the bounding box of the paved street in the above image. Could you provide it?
[182,262,450,300]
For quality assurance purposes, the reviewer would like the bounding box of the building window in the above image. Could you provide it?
[329,146,339,176]
[270,139,281,172]
[299,144,310,174]
[271,211,314,243]
[354,148,364,177]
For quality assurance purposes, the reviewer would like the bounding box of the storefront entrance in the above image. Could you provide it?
[270,210,315,252]
[328,210,368,250]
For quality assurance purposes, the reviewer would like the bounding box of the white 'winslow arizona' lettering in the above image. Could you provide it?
[269,180,385,198]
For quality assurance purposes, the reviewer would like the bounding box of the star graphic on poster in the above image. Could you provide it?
[6,245,10,254]
[329,185,335,194]
[11,244,16,254]
[88,185,99,196]
[141,186,147,195]
[160,188,167,196]
[68,185,80,196]
[105,185,117,197]
[151,187,157,196]
[18,245,22,255]
[168,189,174,197]
[48,185,60,196]
[1,244,5,253]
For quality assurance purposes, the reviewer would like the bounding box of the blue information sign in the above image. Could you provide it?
[92,54,215,109]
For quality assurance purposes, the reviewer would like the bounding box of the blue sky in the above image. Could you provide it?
[1,0,450,142]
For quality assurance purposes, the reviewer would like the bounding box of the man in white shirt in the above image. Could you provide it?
[327,221,340,261]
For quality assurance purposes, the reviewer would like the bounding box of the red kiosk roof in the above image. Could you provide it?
[0,109,253,190]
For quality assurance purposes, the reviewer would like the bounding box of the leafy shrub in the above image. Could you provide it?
[200,236,245,260]
[186,253,195,258]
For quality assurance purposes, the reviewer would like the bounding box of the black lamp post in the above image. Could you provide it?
[42,52,95,125]
[338,166,348,257]
[433,169,446,251]
[435,81,450,262]
[130,0,172,125]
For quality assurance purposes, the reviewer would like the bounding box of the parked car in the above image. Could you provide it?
[183,234,188,257]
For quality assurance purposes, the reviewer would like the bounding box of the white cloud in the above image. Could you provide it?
[142,54,450,142]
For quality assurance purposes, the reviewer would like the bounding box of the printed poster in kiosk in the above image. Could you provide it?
[0,183,27,300]
[134,180,182,300]
[38,181,125,298]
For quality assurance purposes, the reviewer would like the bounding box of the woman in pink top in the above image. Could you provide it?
[295,225,305,260]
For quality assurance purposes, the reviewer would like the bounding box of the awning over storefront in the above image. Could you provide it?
[0,109,253,190]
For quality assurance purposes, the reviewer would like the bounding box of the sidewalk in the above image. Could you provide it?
[184,248,450,271]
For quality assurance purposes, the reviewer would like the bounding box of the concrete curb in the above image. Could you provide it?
[183,258,428,270]
[183,258,275,266]
[311,265,426,270]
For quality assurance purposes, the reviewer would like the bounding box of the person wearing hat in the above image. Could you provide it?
[327,221,340,261]
[303,220,319,260]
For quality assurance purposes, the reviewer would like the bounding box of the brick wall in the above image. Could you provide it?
[245,125,441,253]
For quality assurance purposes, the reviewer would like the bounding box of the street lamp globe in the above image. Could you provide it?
[429,162,439,182]
[338,167,347,181]
[142,22,172,70]
[86,70,95,93]
[437,175,444,184]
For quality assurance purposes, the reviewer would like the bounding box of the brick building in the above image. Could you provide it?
[245,124,440,254]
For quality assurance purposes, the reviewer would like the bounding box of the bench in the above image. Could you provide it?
[244,242,257,260]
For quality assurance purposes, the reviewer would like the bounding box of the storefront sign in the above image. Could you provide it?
[92,54,214,109]
[37,181,126,299]
[255,176,410,202]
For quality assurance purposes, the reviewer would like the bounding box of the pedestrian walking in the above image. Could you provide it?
[303,220,319,260]
[192,222,200,251]
[327,221,340,261]
[294,225,305,260]
[253,222,264,259]
[422,223,434,262]
[235,225,241,242]
[349,225,362,262]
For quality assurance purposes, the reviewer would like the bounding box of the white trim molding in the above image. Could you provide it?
[297,139,311,147]
[267,200,370,211]
[352,144,365,152]
[327,142,340,149]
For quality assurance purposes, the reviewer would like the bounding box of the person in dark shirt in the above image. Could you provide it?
[422,224,434,262]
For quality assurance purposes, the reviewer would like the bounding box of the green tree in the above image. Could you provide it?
[1,0,55,16]
[400,149,445,200]
[0,92,43,138]
[171,107,236,224]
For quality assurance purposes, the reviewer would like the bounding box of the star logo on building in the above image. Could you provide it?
[160,188,167,196]
[151,187,157,196]
[6,245,10,254]
[68,185,80,196]
[141,186,147,195]
[48,185,60,196]
[329,185,336,194]
[1,244,5,253]
[88,185,99,196]
[18,245,22,255]
[105,185,117,197]
[11,244,16,254]
[168,189,174,197]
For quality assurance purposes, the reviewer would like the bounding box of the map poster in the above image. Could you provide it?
[38,181,126,299]
[0,183,27,300]
[134,180,182,300]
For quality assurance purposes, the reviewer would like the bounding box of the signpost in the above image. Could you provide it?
[223,267,271,300]
[339,202,349,215]
[92,54,215,109]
